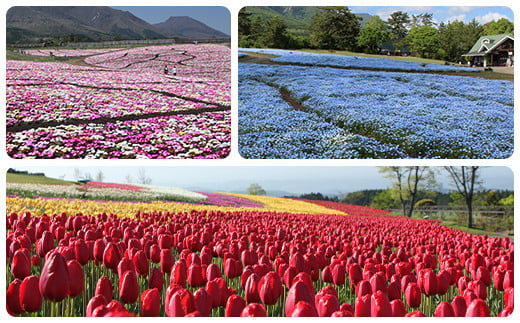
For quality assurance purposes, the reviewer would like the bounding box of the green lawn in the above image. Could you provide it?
[6,173,76,185]
[300,48,450,65]
[440,221,513,237]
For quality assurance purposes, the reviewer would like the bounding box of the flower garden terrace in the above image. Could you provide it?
[6,44,230,159]
[6,194,513,317]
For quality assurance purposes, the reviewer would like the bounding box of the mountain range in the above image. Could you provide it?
[7,6,229,44]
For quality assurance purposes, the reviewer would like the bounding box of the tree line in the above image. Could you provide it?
[239,7,514,62]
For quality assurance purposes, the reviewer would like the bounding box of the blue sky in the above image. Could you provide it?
[14,166,513,196]
[111,6,230,35]
[351,6,514,24]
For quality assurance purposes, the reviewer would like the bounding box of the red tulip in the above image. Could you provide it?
[475,266,491,286]
[390,299,407,317]
[437,270,451,295]
[371,290,392,317]
[11,249,31,280]
[194,288,212,316]
[285,281,315,315]
[406,310,426,317]
[316,293,340,317]
[224,258,242,279]
[288,301,318,317]
[241,303,267,317]
[39,251,70,302]
[504,287,513,308]
[103,242,121,270]
[67,260,84,297]
[356,279,372,296]
[160,249,174,274]
[95,276,113,301]
[370,271,388,294]
[387,280,401,301]
[149,267,164,292]
[423,269,438,296]
[503,270,513,290]
[7,279,23,316]
[31,254,40,267]
[224,294,245,316]
[493,266,506,290]
[404,282,421,308]
[259,271,283,305]
[86,294,107,317]
[74,239,89,265]
[171,260,187,287]
[245,273,261,303]
[465,298,490,317]
[119,270,139,304]
[355,294,371,317]
[140,288,160,317]
[164,284,182,316]
[451,295,467,317]
[149,244,161,263]
[349,263,363,288]
[331,310,353,317]
[36,231,54,257]
[434,301,455,317]
[322,266,333,283]
[187,263,204,287]
[206,263,222,282]
[93,239,105,262]
[332,264,346,286]
[168,289,196,317]
[133,251,149,277]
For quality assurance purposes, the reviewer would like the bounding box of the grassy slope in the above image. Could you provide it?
[6,173,76,185]
[440,221,512,237]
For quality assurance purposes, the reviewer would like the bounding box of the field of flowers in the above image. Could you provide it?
[23,48,124,57]
[239,62,513,159]
[7,44,230,159]
[6,181,207,203]
[6,193,513,317]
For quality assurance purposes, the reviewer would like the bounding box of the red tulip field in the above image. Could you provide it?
[6,194,514,317]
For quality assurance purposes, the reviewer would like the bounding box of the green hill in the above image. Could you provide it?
[7,173,76,185]
[244,6,371,36]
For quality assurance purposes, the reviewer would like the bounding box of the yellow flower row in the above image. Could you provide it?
[6,195,344,219]
[215,192,346,215]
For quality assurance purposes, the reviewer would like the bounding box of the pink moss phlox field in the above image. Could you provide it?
[7,44,230,159]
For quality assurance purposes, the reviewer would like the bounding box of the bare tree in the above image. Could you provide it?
[137,168,152,185]
[445,166,480,228]
[125,173,133,184]
[379,166,436,217]
[95,170,105,182]
[73,168,82,181]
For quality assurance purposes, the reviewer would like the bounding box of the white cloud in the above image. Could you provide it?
[447,7,476,15]
[445,14,467,23]
[475,12,510,24]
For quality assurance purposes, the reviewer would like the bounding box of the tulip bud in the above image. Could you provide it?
[39,251,70,302]
[355,294,371,317]
[434,301,455,317]
[140,288,160,317]
[451,295,467,317]
[259,271,283,305]
[193,288,212,316]
[66,259,84,297]
[241,303,267,317]
[119,270,139,304]
[390,299,407,317]
[7,279,23,316]
[288,301,318,317]
[95,276,113,302]
[86,295,107,317]
[465,298,490,317]
[11,249,31,280]
[316,293,340,317]
[226,294,246,317]
[285,281,315,315]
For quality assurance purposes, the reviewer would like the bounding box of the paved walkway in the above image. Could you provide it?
[485,66,514,74]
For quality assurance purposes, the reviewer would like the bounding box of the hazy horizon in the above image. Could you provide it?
[11,166,514,196]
